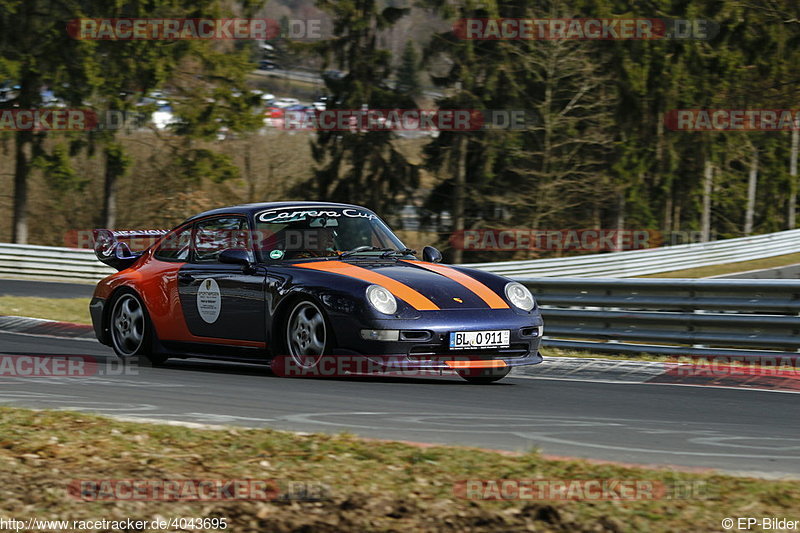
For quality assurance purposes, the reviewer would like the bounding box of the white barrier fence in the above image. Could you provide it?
[466,229,800,277]
[0,243,114,282]
[1,228,799,283]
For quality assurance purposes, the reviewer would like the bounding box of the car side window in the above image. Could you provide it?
[153,226,192,262]
[192,216,251,263]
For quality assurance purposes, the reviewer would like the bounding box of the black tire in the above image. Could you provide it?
[108,290,168,367]
[457,367,511,384]
[284,299,332,370]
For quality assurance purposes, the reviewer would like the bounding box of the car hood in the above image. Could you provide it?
[292,258,511,311]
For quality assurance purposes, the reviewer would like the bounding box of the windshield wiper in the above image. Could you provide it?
[380,248,417,258]
[339,246,394,258]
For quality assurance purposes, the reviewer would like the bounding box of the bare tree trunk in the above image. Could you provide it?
[789,124,798,229]
[614,188,625,251]
[12,131,32,244]
[701,158,713,242]
[591,204,601,230]
[244,143,255,203]
[451,136,467,264]
[11,52,40,244]
[101,143,132,229]
[744,148,758,236]
[102,155,117,229]
[663,193,673,243]
[655,111,664,162]
[657,111,673,240]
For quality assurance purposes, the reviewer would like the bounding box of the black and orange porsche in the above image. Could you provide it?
[90,202,543,383]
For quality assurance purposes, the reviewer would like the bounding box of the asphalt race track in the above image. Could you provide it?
[1,329,799,478]
[2,277,800,479]
[0,278,95,298]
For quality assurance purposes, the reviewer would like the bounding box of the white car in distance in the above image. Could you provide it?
[272,98,301,108]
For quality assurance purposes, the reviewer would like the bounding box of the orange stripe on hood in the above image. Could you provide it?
[403,260,510,309]
[298,261,439,311]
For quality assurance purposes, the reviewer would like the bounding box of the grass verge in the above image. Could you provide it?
[0,296,91,324]
[639,252,800,278]
[541,347,676,363]
[0,407,797,532]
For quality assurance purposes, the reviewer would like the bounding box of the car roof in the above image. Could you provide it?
[182,201,373,224]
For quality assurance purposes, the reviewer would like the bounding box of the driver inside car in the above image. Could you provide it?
[284,221,342,259]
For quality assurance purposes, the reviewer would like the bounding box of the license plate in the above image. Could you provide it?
[449,330,510,350]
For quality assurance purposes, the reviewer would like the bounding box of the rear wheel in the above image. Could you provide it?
[285,299,330,369]
[457,367,510,384]
[109,291,168,366]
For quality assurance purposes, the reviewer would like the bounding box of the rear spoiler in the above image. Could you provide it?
[93,229,168,271]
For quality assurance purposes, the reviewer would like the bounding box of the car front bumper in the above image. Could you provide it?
[324,308,545,370]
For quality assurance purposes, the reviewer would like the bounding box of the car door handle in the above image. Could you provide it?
[178,272,195,282]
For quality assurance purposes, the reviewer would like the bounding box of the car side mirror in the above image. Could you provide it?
[219,249,253,271]
[422,246,442,263]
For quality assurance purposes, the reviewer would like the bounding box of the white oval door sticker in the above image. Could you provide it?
[197,278,221,323]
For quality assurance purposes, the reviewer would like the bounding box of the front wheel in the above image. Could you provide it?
[284,299,331,370]
[109,291,167,366]
[457,367,510,384]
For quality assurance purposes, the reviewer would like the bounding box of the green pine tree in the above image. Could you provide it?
[396,40,420,97]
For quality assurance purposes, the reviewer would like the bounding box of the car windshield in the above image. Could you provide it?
[254,206,407,261]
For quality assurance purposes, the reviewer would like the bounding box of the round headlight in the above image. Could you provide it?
[505,282,535,311]
[366,285,397,315]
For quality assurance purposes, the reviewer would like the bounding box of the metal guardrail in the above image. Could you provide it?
[2,228,799,283]
[521,277,800,359]
[1,240,799,359]
[467,229,800,277]
[0,243,113,282]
